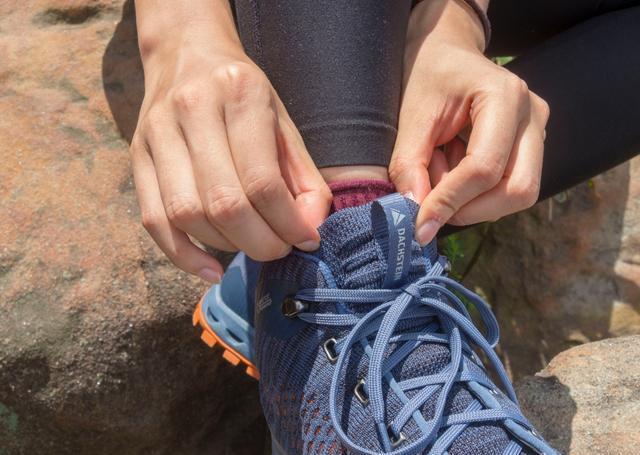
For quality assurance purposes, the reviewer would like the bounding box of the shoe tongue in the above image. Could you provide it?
[317,194,436,289]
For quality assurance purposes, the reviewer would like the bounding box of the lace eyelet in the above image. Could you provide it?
[281,297,308,318]
[387,426,407,449]
[527,429,550,455]
[354,378,369,406]
[323,338,338,364]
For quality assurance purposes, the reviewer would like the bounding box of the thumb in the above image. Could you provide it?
[295,186,332,229]
[390,105,436,204]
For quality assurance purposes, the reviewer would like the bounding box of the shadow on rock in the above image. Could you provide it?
[102,0,143,145]
[516,375,576,454]
[100,2,268,453]
[516,336,640,454]
[459,159,640,380]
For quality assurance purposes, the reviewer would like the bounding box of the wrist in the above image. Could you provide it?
[139,29,246,73]
[408,0,486,53]
[135,0,242,65]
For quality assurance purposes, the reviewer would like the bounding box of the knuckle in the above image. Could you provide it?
[171,82,206,112]
[540,100,550,122]
[244,171,285,206]
[389,156,422,181]
[533,94,551,122]
[216,61,269,104]
[388,158,405,178]
[447,212,468,226]
[512,178,540,209]
[166,244,186,263]
[507,74,528,93]
[165,196,203,226]
[503,74,529,104]
[140,210,161,231]
[205,187,249,226]
[144,105,165,126]
[211,240,238,253]
[430,190,459,221]
[522,180,541,208]
[141,110,165,145]
[517,78,529,96]
[165,246,194,271]
[317,186,333,205]
[129,135,146,157]
[470,155,502,187]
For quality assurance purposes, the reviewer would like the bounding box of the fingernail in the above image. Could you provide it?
[402,191,415,202]
[416,219,441,246]
[295,239,320,252]
[198,267,221,283]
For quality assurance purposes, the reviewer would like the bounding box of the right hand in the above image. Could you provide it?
[390,0,549,245]
[131,36,331,282]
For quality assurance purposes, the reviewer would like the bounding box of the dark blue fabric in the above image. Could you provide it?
[232,0,412,168]
[231,0,640,207]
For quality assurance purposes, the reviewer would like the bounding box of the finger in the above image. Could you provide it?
[177,101,292,262]
[275,104,332,229]
[452,108,546,224]
[415,94,527,244]
[177,97,291,262]
[225,89,321,251]
[428,147,450,188]
[144,114,236,252]
[130,140,223,282]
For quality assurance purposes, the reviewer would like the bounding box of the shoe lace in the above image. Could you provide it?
[293,256,553,455]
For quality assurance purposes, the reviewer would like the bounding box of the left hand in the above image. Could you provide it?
[390,0,550,245]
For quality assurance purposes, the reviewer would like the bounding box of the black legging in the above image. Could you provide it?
[232,0,640,201]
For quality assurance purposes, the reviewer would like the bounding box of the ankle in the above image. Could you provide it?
[320,165,389,183]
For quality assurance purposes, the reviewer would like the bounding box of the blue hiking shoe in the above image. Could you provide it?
[193,252,261,379]
[255,194,557,454]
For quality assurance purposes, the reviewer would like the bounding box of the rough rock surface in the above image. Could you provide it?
[0,1,266,454]
[457,156,640,379]
[1,0,639,453]
[517,336,640,455]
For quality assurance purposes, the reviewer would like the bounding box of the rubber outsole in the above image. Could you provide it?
[192,298,260,380]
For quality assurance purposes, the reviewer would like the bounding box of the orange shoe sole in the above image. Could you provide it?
[192,297,260,380]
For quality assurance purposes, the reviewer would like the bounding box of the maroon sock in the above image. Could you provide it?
[328,180,396,212]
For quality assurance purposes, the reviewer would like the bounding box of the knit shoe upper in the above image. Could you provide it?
[255,194,557,455]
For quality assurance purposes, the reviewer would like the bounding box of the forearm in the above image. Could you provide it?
[134,0,242,64]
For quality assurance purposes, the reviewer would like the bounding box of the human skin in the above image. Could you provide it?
[391,0,550,245]
[131,0,333,282]
[132,0,549,280]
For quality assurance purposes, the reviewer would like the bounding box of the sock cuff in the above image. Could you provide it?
[328,179,396,212]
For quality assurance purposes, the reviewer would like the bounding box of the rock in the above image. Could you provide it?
[456,156,640,379]
[0,1,266,454]
[1,0,638,452]
[516,336,640,454]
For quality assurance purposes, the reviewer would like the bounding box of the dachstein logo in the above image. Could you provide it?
[391,209,405,227]
[391,209,407,280]
[256,294,272,313]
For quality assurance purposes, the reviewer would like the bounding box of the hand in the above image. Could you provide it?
[390,0,550,244]
[131,0,331,281]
